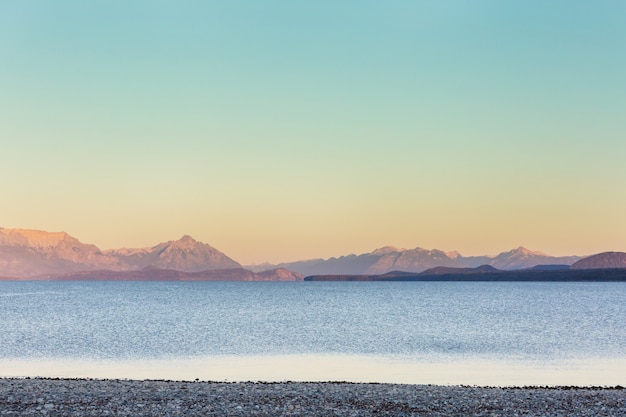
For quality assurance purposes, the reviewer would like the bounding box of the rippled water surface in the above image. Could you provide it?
[1,281,625,384]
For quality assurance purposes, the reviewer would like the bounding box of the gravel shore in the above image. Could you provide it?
[1,378,624,416]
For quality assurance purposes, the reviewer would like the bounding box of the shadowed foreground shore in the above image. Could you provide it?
[1,378,625,416]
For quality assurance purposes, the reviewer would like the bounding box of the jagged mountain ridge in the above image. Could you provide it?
[0,228,128,277]
[104,235,241,272]
[0,228,240,278]
[0,227,593,278]
[249,246,583,275]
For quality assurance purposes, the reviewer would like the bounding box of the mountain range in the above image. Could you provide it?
[0,228,298,280]
[247,246,582,275]
[1,227,624,280]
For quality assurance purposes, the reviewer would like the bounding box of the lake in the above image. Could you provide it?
[1,281,625,385]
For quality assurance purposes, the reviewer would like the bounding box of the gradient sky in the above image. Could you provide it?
[1,1,625,264]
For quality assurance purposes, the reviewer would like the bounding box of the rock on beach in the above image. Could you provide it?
[0,378,624,416]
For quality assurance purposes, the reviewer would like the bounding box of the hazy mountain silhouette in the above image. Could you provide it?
[252,246,582,275]
[0,227,590,279]
[571,252,626,270]
[0,228,240,278]
[486,247,580,270]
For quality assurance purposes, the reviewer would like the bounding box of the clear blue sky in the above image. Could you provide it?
[1,1,625,263]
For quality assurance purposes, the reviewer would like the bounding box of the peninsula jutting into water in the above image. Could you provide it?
[304,266,626,281]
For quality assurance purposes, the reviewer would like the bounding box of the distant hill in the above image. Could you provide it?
[307,265,503,281]
[571,252,626,270]
[253,246,582,276]
[420,265,500,275]
[529,265,571,271]
[305,268,626,282]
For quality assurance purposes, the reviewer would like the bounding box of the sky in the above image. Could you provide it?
[1,1,625,264]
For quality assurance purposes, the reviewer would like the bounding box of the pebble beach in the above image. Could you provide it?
[1,378,625,416]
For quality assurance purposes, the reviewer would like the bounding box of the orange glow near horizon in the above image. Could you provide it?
[1,1,625,265]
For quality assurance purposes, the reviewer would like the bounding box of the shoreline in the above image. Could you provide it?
[3,355,626,387]
[1,378,625,416]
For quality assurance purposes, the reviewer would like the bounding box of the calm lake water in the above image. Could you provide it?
[1,281,625,385]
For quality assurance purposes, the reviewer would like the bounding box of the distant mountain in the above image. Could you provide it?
[0,228,244,279]
[367,247,460,274]
[0,228,126,277]
[252,246,583,276]
[487,247,580,270]
[44,267,303,282]
[571,252,626,270]
[248,247,459,276]
[104,235,241,272]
